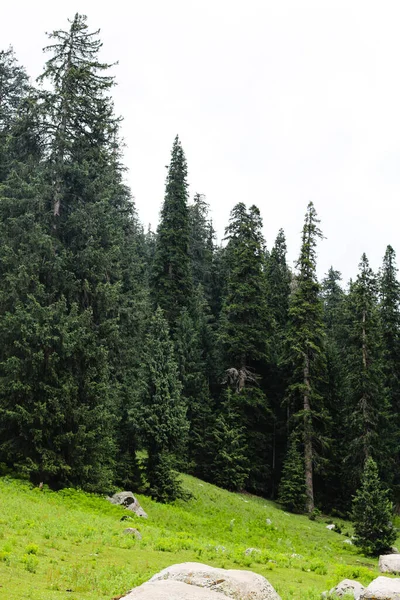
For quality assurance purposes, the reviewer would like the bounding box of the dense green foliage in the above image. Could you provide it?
[278,434,307,513]
[0,15,399,545]
[352,457,397,556]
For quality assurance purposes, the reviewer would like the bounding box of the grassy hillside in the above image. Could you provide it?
[0,474,391,600]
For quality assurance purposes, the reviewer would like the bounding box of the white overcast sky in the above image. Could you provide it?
[2,0,400,282]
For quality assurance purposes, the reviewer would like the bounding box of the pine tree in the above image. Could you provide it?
[343,254,392,489]
[352,457,396,556]
[380,247,400,421]
[278,433,306,513]
[286,202,326,513]
[265,229,291,497]
[174,297,214,475]
[138,307,188,502]
[0,47,36,181]
[188,193,215,301]
[0,15,144,491]
[320,268,347,510]
[219,203,272,493]
[220,203,269,373]
[266,229,291,334]
[207,390,249,491]
[152,136,192,328]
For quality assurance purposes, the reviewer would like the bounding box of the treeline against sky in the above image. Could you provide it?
[0,14,399,514]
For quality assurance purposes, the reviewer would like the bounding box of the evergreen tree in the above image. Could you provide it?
[343,254,392,489]
[266,229,291,333]
[188,193,215,301]
[278,433,306,513]
[352,457,396,556]
[220,203,269,373]
[285,202,326,513]
[138,307,188,502]
[207,390,249,491]
[0,47,37,181]
[319,268,347,510]
[0,15,144,491]
[265,229,291,496]
[174,294,215,476]
[219,203,271,493]
[152,136,192,328]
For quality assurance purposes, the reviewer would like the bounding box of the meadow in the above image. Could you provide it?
[0,473,391,600]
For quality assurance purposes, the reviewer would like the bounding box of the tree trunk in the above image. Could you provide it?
[304,353,314,513]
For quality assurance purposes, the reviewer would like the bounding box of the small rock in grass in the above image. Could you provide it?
[343,539,353,545]
[326,523,335,530]
[107,491,148,518]
[266,518,272,525]
[328,578,365,599]
[245,547,261,556]
[123,528,142,540]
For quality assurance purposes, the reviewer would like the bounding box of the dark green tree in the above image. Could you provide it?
[266,229,291,334]
[207,389,249,491]
[352,457,396,556]
[278,433,306,513]
[188,193,215,301]
[319,267,347,510]
[285,202,326,513]
[343,254,392,489]
[174,292,215,476]
[219,203,271,493]
[379,245,400,501]
[265,229,292,496]
[0,15,145,491]
[0,47,38,181]
[151,136,192,328]
[220,203,269,373]
[138,307,188,502]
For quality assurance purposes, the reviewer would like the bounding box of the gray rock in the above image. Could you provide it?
[121,579,230,599]
[328,579,364,599]
[326,524,335,530]
[149,562,281,599]
[361,576,400,599]
[107,491,148,518]
[123,527,142,540]
[245,547,261,556]
[380,554,400,574]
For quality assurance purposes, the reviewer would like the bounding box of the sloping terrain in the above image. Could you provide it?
[0,474,389,599]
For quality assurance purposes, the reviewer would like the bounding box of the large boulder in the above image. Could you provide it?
[121,579,230,599]
[149,562,281,599]
[360,576,400,599]
[328,579,364,599]
[380,554,400,574]
[107,491,148,518]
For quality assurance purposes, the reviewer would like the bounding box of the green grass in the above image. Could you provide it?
[0,474,392,599]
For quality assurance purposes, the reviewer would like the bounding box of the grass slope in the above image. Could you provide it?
[0,474,392,600]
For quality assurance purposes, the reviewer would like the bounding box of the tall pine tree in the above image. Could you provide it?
[152,136,192,328]
[285,202,326,513]
[343,254,393,491]
[137,307,188,502]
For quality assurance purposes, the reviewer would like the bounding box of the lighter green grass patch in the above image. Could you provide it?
[0,474,390,599]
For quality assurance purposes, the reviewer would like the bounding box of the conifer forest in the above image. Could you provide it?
[1,14,400,523]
